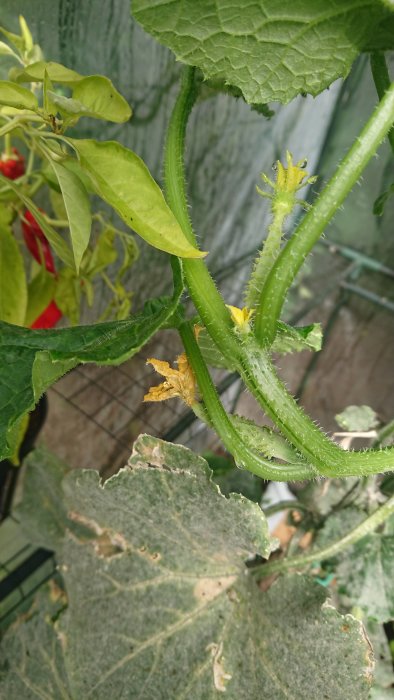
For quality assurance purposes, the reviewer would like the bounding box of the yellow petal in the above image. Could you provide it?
[144,353,196,406]
[226,305,254,328]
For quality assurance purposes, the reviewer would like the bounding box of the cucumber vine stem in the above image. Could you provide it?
[180,322,316,482]
[163,66,239,364]
[165,66,394,481]
[254,80,394,345]
[258,494,394,577]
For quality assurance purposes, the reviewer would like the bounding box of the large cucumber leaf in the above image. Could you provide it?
[1,437,372,698]
[133,0,394,104]
[0,260,182,460]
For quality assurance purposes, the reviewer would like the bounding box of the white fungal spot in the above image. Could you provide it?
[206,642,232,692]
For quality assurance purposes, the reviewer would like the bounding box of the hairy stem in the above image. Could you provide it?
[180,323,316,482]
[259,494,394,577]
[254,80,394,345]
[246,209,286,308]
[238,336,394,477]
[164,66,238,363]
[165,66,394,480]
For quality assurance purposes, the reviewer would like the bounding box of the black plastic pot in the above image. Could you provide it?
[0,394,48,522]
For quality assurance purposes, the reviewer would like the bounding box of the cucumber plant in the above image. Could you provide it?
[0,4,394,698]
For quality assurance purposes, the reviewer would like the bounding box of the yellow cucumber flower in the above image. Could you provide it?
[144,353,196,406]
[226,305,255,331]
[257,151,317,216]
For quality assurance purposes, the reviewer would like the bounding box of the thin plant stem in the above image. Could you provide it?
[259,494,394,577]
[254,80,394,345]
[262,500,309,517]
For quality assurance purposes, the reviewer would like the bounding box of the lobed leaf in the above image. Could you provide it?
[133,0,394,104]
[1,437,373,699]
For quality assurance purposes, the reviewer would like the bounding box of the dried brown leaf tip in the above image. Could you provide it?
[144,353,197,406]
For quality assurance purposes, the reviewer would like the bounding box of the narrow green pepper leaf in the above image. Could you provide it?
[0,173,74,268]
[12,60,83,85]
[50,160,91,272]
[0,224,27,325]
[71,75,132,122]
[69,139,206,258]
[0,80,38,111]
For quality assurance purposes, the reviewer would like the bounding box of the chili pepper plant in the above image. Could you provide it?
[0,5,394,699]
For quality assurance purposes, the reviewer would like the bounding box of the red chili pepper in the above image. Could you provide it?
[22,210,56,274]
[21,211,63,329]
[0,148,25,180]
[30,300,63,329]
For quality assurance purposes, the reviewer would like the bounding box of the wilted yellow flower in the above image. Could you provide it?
[226,305,255,331]
[144,353,196,406]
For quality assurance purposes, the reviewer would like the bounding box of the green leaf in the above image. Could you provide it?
[373,182,394,215]
[54,267,81,325]
[0,225,27,325]
[15,448,93,550]
[314,506,394,623]
[365,619,394,698]
[71,75,132,122]
[198,321,322,370]
[0,584,72,697]
[335,405,379,431]
[0,173,75,268]
[18,15,33,53]
[69,139,206,258]
[83,226,117,276]
[133,0,394,104]
[336,532,394,623]
[50,160,92,271]
[0,40,18,57]
[0,259,183,460]
[0,26,25,53]
[12,60,83,84]
[0,80,38,110]
[231,414,308,464]
[25,267,56,327]
[43,69,56,116]
[272,321,323,354]
[5,436,372,698]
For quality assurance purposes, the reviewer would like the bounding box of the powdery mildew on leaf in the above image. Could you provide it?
[0,438,374,698]
[8,436,371,698]
[133,0,394,104]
